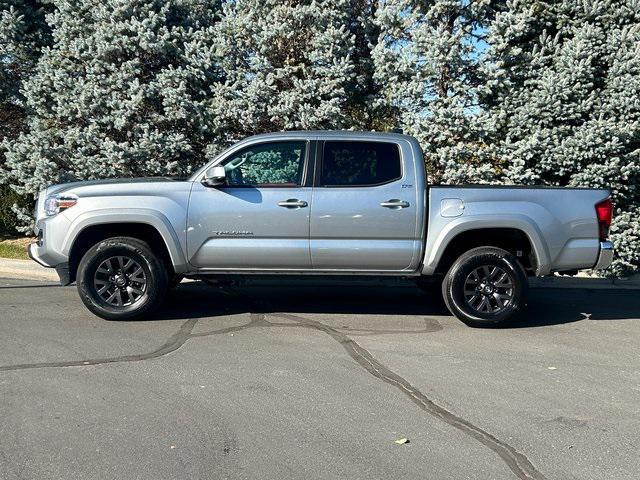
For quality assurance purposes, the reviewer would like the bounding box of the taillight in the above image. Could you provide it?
[595,198,613,241]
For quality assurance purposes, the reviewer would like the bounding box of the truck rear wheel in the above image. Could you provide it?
[442,247,527,327]
[76,237,168,320]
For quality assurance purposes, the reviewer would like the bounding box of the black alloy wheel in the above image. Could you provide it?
[77,237,168,320]
[442,246,528,327]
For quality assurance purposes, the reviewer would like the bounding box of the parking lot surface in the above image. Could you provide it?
[1,277,639,480]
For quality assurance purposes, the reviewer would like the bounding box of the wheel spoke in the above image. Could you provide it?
[493,293,504,309]
[127,285,143,297]
[476,297,486,312]
[129,267,144,283]
[105,290,118,304]
[121,287,131,304]
[496,276,512,287]
[488,298,497,312]
[482,266,491,279]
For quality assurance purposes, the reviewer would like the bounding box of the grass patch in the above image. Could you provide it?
[0,237,33,260]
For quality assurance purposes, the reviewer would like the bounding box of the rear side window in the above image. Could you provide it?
[321,141,402,187]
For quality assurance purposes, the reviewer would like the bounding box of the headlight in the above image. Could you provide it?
[44,194,78,216]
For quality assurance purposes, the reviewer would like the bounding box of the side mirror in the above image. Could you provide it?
[201,166,226,187]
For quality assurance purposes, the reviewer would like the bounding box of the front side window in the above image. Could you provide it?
[222,141,307,187]
[321,141,402,187]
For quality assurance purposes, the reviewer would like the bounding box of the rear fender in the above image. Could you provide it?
[421,215,551,276]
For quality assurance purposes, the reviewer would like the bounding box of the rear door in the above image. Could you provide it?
[310,139,421,271]
[188,139,313,270]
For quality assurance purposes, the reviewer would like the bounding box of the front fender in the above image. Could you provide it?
[62,209,189,273]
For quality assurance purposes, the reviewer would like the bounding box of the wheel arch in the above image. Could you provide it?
[64,212,187,284]
[423,218,550,277]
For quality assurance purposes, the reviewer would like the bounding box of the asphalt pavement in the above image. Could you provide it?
[1,278,638,480]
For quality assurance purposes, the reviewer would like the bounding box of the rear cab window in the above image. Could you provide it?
[320,141,402,187]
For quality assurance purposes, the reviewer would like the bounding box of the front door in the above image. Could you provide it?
[188,140,312,270]
[310,139,421,271]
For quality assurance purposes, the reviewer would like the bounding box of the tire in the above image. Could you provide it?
[441,246,528,327]
[76,236,169,320]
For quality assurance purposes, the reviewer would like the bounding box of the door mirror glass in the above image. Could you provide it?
[202,166,227,187]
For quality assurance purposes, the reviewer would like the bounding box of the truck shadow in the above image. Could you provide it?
[153,281,640,328]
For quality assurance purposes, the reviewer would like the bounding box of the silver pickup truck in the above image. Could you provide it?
[29,131,614,326]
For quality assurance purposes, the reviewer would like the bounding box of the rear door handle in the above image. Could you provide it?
[380,199,410,209]
[278,199,308,208]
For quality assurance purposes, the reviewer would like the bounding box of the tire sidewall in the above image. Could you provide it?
[77,238,167,320]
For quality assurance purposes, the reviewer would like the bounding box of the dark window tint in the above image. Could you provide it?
[321,141,401,186]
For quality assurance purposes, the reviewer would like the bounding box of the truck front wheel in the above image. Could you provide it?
[76,237,168,320]
[442,247,527,327]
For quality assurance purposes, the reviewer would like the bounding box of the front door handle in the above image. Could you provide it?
[380,199,410,209]
[278,199,308,209]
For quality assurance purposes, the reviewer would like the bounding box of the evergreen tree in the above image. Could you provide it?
[2,0,225,213]
[484,0,640,276]
[0,0,50,141]
[372,0,497,182]
[0,0,51,233]
[344,0,395,130]
[209,0,357,141]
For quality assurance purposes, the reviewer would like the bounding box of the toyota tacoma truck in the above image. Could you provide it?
[28,131,614,327]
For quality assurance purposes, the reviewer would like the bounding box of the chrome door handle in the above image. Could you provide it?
[380,199,410,209]
[278,199,308,208]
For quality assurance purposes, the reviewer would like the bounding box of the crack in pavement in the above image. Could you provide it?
[0,318,197,372]
[270,313,547,480]
[0,297,546,480]
[190,311,546,480]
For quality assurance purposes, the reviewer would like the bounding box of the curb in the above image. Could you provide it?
[0,258,59,282]
[1,257,638,289]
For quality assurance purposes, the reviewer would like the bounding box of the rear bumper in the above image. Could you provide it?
[593,241,614,270]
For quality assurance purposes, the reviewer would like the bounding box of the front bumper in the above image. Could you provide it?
[28,243,71,285]
[593,241,614,270]
[28,242,52,267]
